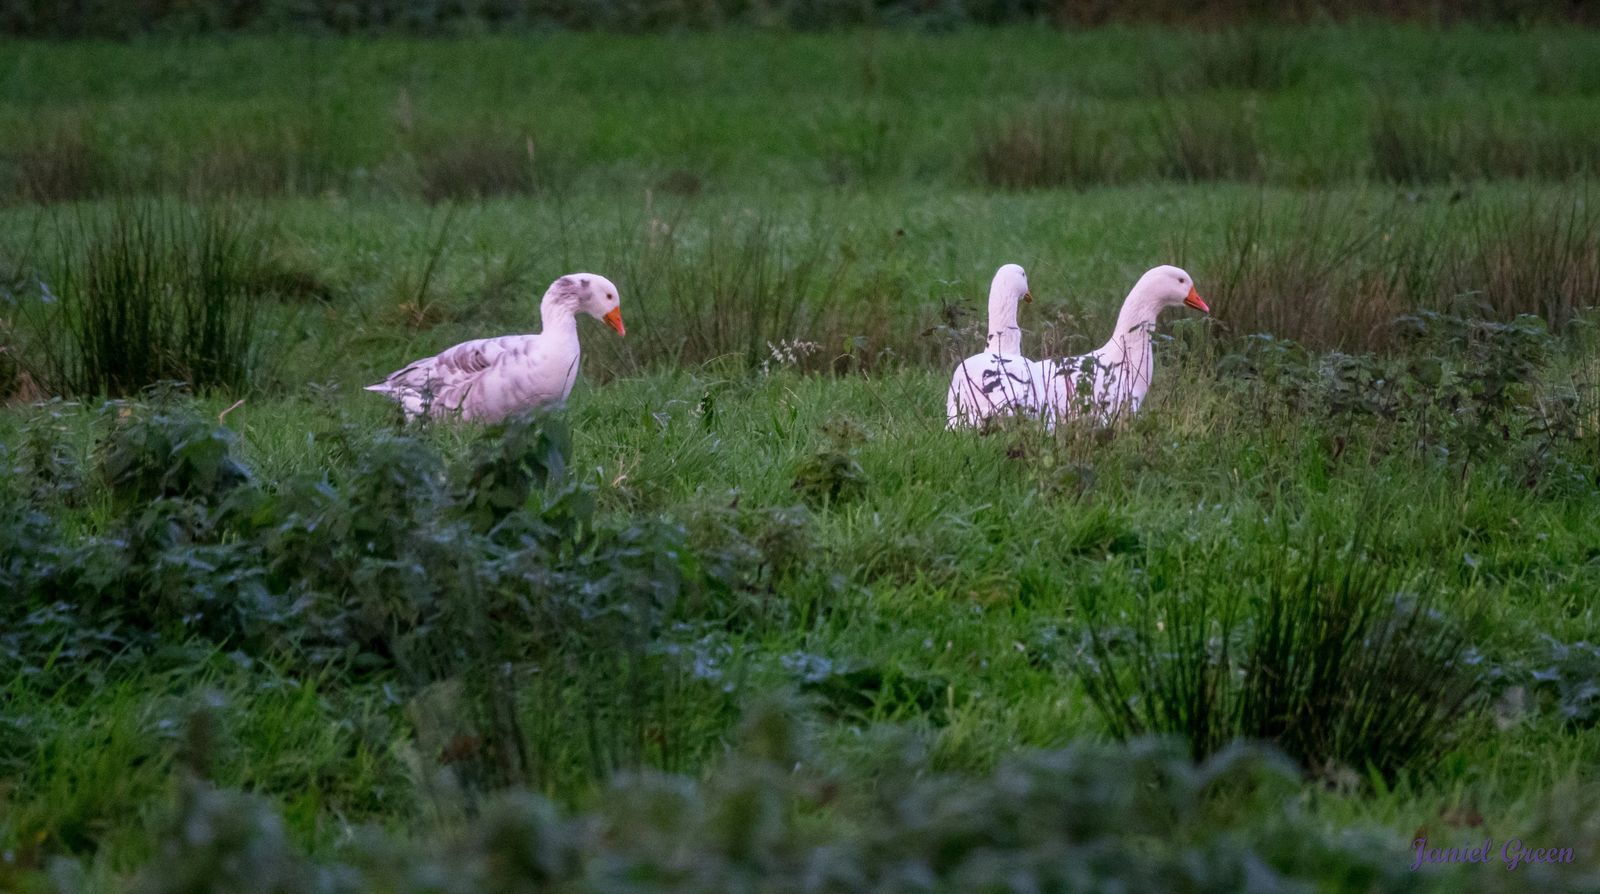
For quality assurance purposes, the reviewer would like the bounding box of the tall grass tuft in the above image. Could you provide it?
[1197,192,1599,349]
[1072,538,1483,784]
[1,122,115,205]
[1197,195,1413,347]
[1371,103,1600,183]
[971,103,1133,190]
[1157,100,1264,181]
[415,132,550,203]
[25,204,269,397]
[1186,28,1305,92]
[596,209,864,372]
[184,128,339,198]
[1447,192,1600,329]
[1533,40,1600,96]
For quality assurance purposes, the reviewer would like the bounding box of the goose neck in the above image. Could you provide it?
[539,297,580,333]
[987,291,1023,355]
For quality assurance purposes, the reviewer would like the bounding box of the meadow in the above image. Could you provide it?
[2,24,1600,893]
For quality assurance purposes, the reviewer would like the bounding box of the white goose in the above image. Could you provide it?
[945,264,1047,429]
[1037,265,1208,424]
[366,272,624,422]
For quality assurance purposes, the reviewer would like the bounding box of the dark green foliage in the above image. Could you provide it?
[1523,637,1600,729]
[96,705,1437,894]
[791,445,868,505]
[1073,541,1484,784]
[96,393,252,508]
[1,402,761,806]
[454,410,573,533]
[790,419,870,508]
[1222,307,1589,476]
[125,779,327,894]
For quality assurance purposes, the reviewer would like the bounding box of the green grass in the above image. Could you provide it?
[3,27,1600,197]
[2,25,1600,893]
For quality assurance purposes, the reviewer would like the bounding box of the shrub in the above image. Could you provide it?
[95,392,252,509]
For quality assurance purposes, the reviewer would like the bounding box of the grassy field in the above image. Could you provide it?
[3,26,1600,893]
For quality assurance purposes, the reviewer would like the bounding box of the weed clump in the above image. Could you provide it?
[95,391,252,509]
[792,417,869,506]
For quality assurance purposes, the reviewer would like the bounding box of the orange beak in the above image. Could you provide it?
[1023,290,1034,304]
[1184,285,1209,313]
[603,306,625,336]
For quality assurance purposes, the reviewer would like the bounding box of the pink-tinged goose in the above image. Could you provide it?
[366,272,624,422]
[945,264,1052,429]
[1037,265,1208,424]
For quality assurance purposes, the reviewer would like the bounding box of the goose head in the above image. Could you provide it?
[1136,265,1209,314]
[989,263,1032,312]
[985,263,1033,354]
[548,273,625,335]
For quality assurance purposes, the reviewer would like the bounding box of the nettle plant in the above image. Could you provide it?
[1211,309,1593,485]
[109,702,1428,894]
[1,394,814,799]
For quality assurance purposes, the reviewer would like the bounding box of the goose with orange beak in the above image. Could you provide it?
[366,272,625,422]
[1037,265,1209,424]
